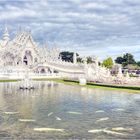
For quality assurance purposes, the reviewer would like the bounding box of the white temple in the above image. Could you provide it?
[0,27,119,81]
[0,27,60,75]
[0,27,139,85]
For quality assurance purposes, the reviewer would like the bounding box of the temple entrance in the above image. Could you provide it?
[23,50,33,66]
[23,56,28,65]
[41,68,45,73]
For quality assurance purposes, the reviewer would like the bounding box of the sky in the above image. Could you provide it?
[0,0,140,60]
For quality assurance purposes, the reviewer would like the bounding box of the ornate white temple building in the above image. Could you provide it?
[0,27,117,82]
[1,26,137,85]
[0,27,60,74]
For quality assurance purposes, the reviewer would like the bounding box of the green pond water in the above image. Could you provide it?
[0,81,139,139]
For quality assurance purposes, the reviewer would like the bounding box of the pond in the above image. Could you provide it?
[0,81,139,139]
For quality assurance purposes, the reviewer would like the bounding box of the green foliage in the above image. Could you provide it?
[60,51,79,62]
[115,53,136,67]
[77,56,94,64]
[123,53,136,66]
[137,61,140,67]
[102,57,113,69]
[87,57,94,64]
[115,56,124,64]
[60,52,97,64]
[77,57,83,63]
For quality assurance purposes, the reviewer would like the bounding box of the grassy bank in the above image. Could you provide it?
[41,78,140,93]
[0,79,19,82]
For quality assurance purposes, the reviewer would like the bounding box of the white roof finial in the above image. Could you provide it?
[3,25,10,41]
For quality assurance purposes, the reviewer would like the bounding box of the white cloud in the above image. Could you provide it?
[0,0,140,60]
[0,4,38,20]
[69,0,81,4]
[80,2,108,9]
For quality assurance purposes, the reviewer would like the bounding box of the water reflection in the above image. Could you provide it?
[0,81,139,139]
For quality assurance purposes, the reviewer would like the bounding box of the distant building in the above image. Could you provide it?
[123,65,140,76]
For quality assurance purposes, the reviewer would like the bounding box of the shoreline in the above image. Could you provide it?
[34,78,140,93]
[0,78,140,93]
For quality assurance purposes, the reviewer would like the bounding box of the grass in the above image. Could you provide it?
[40,78,140,93]
[0,79,19,82]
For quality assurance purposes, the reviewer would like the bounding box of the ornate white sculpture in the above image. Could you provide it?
[73,52,77,64]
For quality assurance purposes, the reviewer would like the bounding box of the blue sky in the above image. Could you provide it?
[0,0,140,60]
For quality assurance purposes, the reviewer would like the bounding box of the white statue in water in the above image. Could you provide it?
[20,70,34,90]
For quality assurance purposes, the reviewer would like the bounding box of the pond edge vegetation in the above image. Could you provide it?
[35,78,140,93]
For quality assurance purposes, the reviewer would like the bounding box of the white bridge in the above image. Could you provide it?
[0,60,140,86]
[37,61,85,74]
[0,59,106,81]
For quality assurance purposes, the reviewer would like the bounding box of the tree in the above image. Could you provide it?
[59,51,79,62]
[60,51,73,62]
[77,57,83,63]
[137,61,140,67]
[102,57,113,69]
[123,53,136,66]
[115,56,124,64]
[87,57,94,64]
[115,53,136,67]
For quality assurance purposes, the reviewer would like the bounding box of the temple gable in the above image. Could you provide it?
[24,37,35,49]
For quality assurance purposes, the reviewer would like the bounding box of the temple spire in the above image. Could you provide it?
[3,25,10,41]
